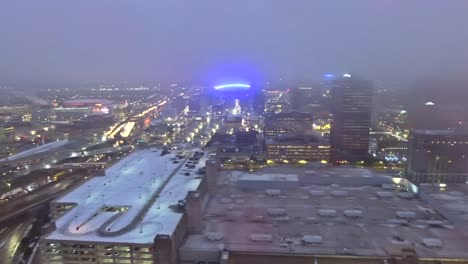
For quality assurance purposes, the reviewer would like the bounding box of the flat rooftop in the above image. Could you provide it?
[44,148,208,245]
[418,184,468,227]
[180,167,468,260]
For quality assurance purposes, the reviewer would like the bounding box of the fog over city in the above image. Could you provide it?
[1,0,468,86]
[2,2,468,264]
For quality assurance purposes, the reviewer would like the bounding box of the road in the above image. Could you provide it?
[0,216,34,263]
[0,169,90,224]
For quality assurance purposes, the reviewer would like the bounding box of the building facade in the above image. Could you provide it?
[330,76,372,163]
[266,136,330,162]
[406,129,468,184]
[264,112,313,138]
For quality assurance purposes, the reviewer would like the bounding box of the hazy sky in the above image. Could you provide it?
[1,0,467,85]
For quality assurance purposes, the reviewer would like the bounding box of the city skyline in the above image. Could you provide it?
[1,2,468,263]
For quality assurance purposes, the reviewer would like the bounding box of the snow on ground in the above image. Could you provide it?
[0,139,69,162]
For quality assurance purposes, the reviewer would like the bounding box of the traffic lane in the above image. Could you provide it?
[0,217,33,264]
[0,171,87,216]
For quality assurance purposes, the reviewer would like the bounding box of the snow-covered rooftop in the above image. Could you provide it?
[45,148,208,245]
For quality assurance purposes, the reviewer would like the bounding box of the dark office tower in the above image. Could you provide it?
[330,75,373,163]
[406,130,468,184]
[252,90,266,115]
[264,111,313,138]
[289,83,322,112]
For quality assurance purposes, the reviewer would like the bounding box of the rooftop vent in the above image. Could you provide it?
[396,211,416,219]
[309,190,325,196]
[344,209,363,218]
[331,190,349,197]
[422,238,443,248]
[206,232,224,241]
[318,209,337,217]
[415,220,445,227]
[267,208,286,216]
[377,191,394,198]
[265,189,281,196]
[387,219,409,225]
[249,233,273,242]
[302,235,323,244]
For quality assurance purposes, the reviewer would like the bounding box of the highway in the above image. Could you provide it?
[0,169,93,264]
[0,217,34,263]
[0,169,90,224]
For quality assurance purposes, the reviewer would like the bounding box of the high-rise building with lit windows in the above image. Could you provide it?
[330,75,373,163]
[406,129,468,183]
[264,111,313,138]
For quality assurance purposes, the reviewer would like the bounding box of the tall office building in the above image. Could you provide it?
[406,129,468,184]
[264,111,313,138]
[330,75,373,163]
[289,82,325,113]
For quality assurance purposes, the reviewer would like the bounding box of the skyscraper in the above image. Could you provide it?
[330,75,373,163]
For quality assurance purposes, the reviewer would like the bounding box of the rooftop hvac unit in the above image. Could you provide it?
[206,232,224,241]
[344,209,363,218]
[309,190,325,196]
[249,233,273,242]
[267,208,286,216]
[422,238,443,248]
[387,219,409,225]
[265,189,281,196]
[302,235,323,244]
[331,190,349,197]
[318,209,337,217]
[396,211,417,219]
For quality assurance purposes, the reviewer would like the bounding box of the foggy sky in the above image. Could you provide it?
[1,0,468,86]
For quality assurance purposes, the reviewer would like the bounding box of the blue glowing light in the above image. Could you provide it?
[324,74,334,77]
[214,83,251,90]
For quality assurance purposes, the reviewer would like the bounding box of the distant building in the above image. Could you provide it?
[266,135,330,162]
[0,105,31,116]
[264,90,289,114]
[289,84,322,112]
[264,111,313,138]
[406,129,468,183]
[235,130,259,146]
[330,75,373,163]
